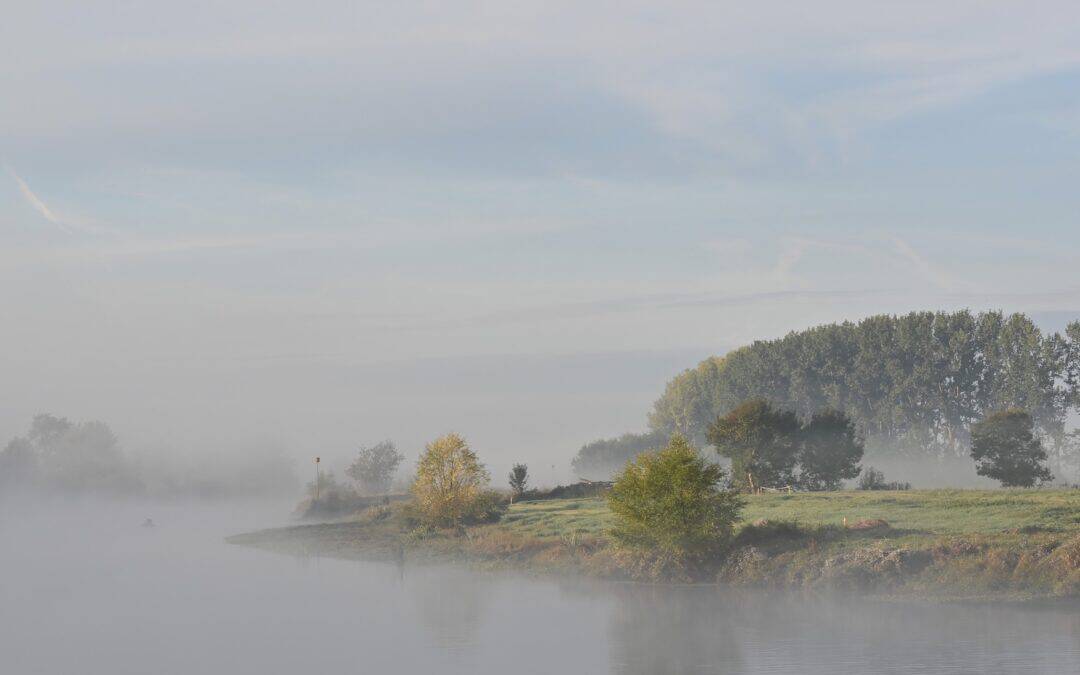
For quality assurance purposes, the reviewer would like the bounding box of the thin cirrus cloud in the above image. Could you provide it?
[8,167,67,231]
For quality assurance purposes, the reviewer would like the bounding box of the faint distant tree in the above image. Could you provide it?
[797,409,864,491]
[857,467,886,491]
[571,430,668,479]
[346,440,404,495]
[4,414,142,494]
[305,469,349,499]
[508,464,529,498]
[0,438,38,488]
[970,409,1053,487]
[27,413,73,459]
[648,356,729,444]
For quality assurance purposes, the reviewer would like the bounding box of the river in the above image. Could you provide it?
[2,498,1077,674]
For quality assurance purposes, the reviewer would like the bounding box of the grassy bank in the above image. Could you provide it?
[229,489,1080,601]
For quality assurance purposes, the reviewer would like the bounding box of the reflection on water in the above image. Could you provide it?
[608,585,746,673]
[1,499,1078,675]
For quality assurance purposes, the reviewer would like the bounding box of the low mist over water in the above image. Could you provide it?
[2,499,1077,675]
[5,2,1080,673]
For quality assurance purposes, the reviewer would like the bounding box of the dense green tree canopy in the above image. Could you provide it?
[706,399,800,490]
[797,409,864,491]
[649,311,1080,459]
[970,409,1053,487]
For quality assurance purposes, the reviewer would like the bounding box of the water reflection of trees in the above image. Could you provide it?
[410,566,486,665]
[607,585,745,675]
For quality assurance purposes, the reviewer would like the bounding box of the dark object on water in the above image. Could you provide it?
[142,518,155,528]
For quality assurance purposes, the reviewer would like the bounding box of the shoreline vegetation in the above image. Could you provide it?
[229,488,1080,602]
[222,311,1080,604]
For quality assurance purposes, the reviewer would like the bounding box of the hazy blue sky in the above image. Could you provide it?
[3,2,1080,475]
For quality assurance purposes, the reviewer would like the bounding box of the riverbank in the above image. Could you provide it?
[228,489,1080,601]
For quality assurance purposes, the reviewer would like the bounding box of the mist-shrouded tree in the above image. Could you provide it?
[970,409,1053,487]
[411,433,490,527]
[2,413,141,494]
[305,469,351,499]
[857,466,911,491]
[648,356,728,444]
[797,409,864,491]
[858,467,887,491]
[607,434,742,578]
[0,438,38,488]
[346,440,404,494]
[571,430,668,479]
[508,463,528,497]
[647,311,1080,459]
[707,399,800,491]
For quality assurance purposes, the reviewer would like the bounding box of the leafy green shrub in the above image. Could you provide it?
[857,466,910,491]
[607,434,743,578]
[463,490,509,524]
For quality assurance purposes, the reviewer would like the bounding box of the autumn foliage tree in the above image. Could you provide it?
[410,433,491,526]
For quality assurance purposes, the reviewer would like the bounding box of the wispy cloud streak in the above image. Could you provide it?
[8,167,71,233]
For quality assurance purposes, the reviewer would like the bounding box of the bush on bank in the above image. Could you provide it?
[606,434,743,579]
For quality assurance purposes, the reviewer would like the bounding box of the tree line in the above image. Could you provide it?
[0,413,299,498]
[575,310,1080,477]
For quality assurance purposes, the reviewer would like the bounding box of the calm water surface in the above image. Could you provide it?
[2,499,1078,674]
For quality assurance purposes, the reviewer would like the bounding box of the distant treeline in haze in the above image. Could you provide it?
[573,310,1080,478]
[0,413,298,498]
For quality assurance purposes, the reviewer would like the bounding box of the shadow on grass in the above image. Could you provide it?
[734,520,929,554]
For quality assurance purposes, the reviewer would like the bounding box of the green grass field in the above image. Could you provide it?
[233,488,1080,599]
[503,489,1080,540]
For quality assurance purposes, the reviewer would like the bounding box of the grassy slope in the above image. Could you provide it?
[503,489,1080,540]
[230,490,1080,600]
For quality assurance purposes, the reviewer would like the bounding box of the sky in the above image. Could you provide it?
[3,2,1080,478]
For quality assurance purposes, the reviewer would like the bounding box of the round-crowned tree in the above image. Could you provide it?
[346,440,404,495]
[508,463,528,498]
[970,409,1053,487]
[607,434,742,578]
[707,399,800,492]
[411,432,490,526]
[797,409,864,491]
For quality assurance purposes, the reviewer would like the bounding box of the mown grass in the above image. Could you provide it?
[500,498,614,539]
[501,489,1080,541]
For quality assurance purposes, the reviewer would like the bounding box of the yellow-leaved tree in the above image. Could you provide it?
[411,432,491,526]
